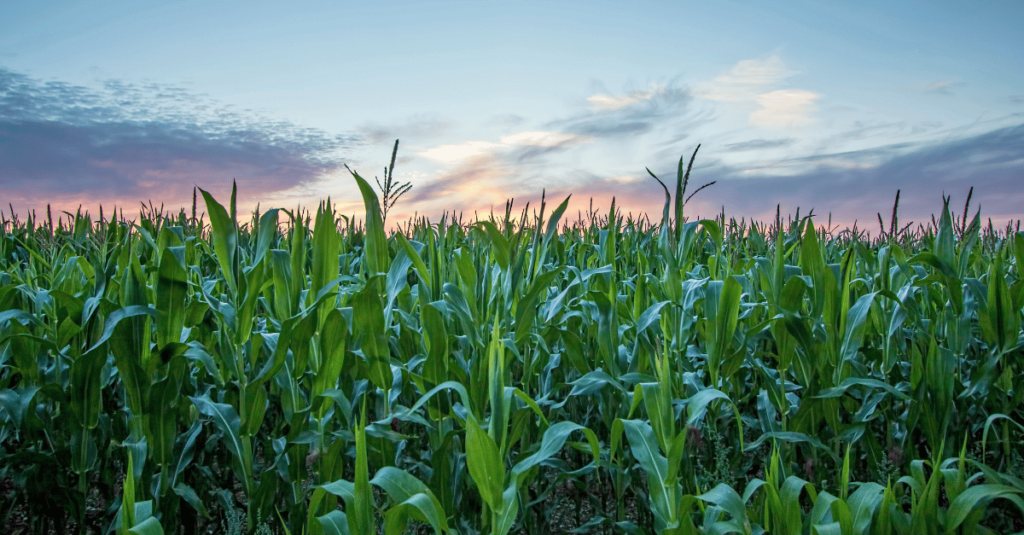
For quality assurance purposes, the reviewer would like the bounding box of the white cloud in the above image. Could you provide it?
[690,55,820,129]
[419,131,588,164]
[750,89,821,129]
[499,130,580,146]
[587,92,648,110]
[418,141,505,163]
[586,84,665,110]
[738,155,874,177]
[699,56,796,101]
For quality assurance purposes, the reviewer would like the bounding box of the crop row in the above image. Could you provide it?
[1,157,1023,534]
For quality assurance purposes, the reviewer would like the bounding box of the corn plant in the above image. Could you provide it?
[1,147,1023,534]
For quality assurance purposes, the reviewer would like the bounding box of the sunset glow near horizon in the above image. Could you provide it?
[2,1,1023,231]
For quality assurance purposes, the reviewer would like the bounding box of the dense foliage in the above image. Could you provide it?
[1,160,1023,534]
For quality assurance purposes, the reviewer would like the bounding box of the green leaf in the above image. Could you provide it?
[838,291,877,366]
[745,431,838,461]
[320,479,356,505]
[514,267,564,344]
[421,302,449,387]
[465,415,504,510]
[510,421,589,484]
[172,483,210,519]
[155,246,188,348]
[705,276,742,386]
[945,484,1024,532]
[980,254,1019,353]
[591,291,621,376]
[475,220,511,271]
[189,395,252,492]
[145,357,187,467]
[404,380,478,423]
[317,510,351,535]
[935,196,955,269]
[351,280,392,394]
[199,186,238,295]
[270,249,294,319]
[253,208,280,265]
[69,346,106,429]
[350,169,390,279]
[396,233,433,298]
[128,516,164,535]
[620,419,673,523]
[240,381,268,437]
[384,246,413,324]
[0,386,40,430]
[636,300,671,335]
[353,407,375,535]
[847,482,884,533]
[86,305,159,355]
[538,195,571,268]
[697,483,749,530]
[686,388,745,452]
[372,467,450,535]
[312,309,348,415]
[816,377,910,401]
[310,202,340,304]
[121,453,136,532]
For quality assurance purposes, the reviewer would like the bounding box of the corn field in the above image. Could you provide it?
[1,155,1023,534]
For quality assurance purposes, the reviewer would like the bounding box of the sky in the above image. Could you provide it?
[2,0,1023,232]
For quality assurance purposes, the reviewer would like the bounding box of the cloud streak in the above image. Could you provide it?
[397,80,708,220]
[699,123,1024,227]
[696,56,821,130]
[0,67,359,215]
[723,138,796,152]
[698,55,796,102]
[359,115,453,145]
[924,81,965,96]
[408,130,590,209]
[552,82,693,139]
[492,122,1024,232]
[750,89,820,129]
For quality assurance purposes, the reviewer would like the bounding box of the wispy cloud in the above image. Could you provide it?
[552,82,692,138]
[418,141,507,164]
[696,56,821,130]
[486,114,526,127]
[558,121,1024,231]
[397,82,703,219]
[586,84,669,110]
[750,89,820,129]
[723,138,795,152]
[698,55,796,102]
[706,123,1024,226]
[0,67,360,215]
[407,154,511,210]
[358,115,453,144]
[499,131,578,146]
[416,130,587,165]
[733,142,916,177]
[408,130,590,209]
[924,81,965,96]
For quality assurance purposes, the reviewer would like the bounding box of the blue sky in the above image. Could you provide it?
[2,0,1023,229]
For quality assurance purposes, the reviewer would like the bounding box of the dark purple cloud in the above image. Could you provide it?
[0,67,360,213]
[604,122,1024,228]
